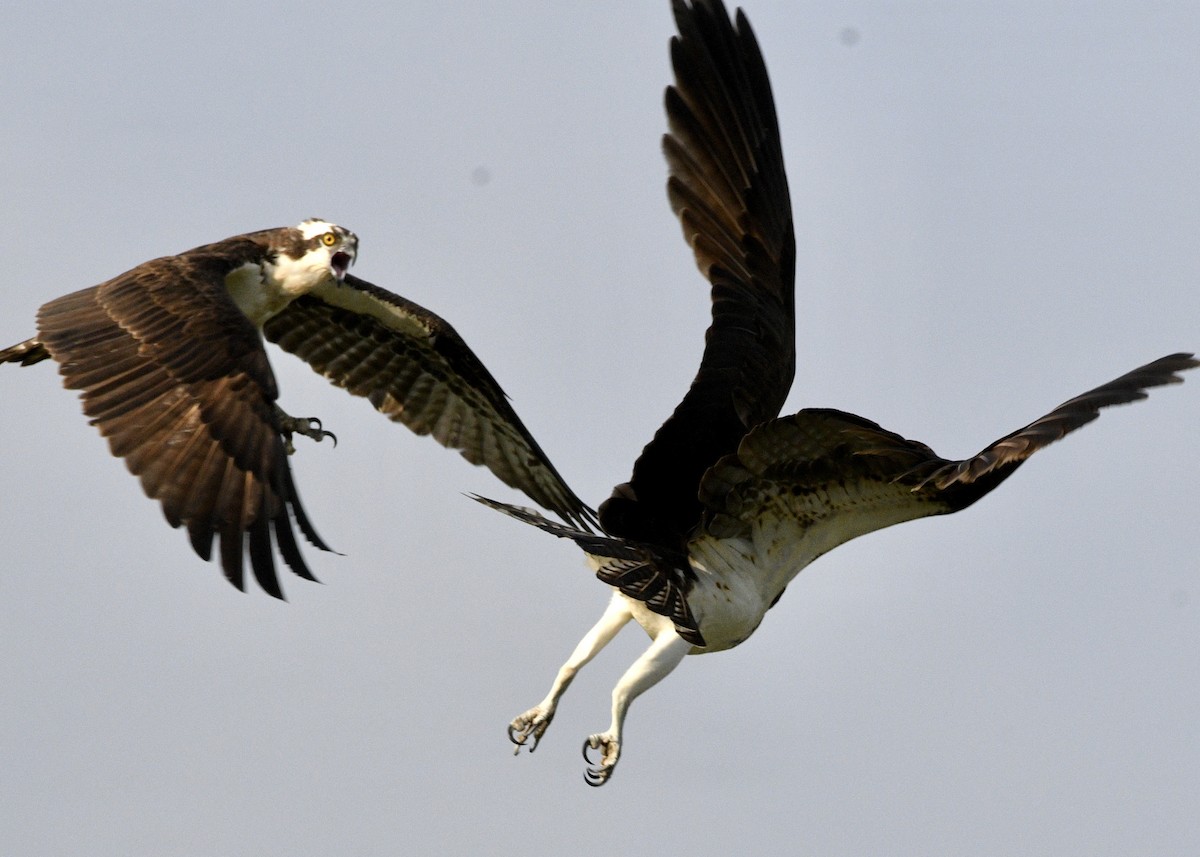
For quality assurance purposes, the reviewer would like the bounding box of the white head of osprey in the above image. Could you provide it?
[227,218,359,325]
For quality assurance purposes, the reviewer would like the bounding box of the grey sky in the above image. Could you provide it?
[2,2,1197,855]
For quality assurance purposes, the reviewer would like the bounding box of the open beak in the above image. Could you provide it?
[331,250,354,282]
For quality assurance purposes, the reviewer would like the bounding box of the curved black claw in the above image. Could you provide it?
[507,722,542,753]
[277,411,338,453]
[582,737,616,787]
[508,709,552,755]
[300,417,338,448]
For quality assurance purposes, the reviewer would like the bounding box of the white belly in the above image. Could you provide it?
[683,536,777,652]
[596,535,787,655]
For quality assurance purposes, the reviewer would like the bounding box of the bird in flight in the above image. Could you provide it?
[477,0,1197,786]
[2,218,593,596]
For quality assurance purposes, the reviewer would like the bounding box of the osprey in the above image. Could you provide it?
[478,0,1198,786]
[1,219,592,596]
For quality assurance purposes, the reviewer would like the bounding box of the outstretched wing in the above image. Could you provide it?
[600,0,795,548]
[34,246,332,597]
[697,354,1198,572]
[262,274,597,530]
[897,352,1200,496]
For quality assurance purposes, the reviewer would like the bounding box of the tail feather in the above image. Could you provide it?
[470,493,705,645]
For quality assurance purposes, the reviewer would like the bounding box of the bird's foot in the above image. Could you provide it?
[508,706,554,754]
[276,411,337,454]
[582,732,620,787]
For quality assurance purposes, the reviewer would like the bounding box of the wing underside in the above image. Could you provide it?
[696,353,1199,574]
[264,274,596,530]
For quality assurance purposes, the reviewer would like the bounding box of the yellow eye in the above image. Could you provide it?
[321,232,337,246]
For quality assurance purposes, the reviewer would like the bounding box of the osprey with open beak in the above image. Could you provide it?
[2,218,594,595]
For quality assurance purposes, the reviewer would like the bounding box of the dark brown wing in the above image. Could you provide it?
[599,0,795,548]
[34,247,331,597]
[902,352,1200,499]
[262,274,597,530]
[698,353,1198,552]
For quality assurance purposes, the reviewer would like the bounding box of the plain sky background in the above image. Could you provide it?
[2,2,1197,855]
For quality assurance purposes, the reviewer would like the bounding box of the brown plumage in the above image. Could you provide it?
[3,230,334,597]
[3,220,593,597]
